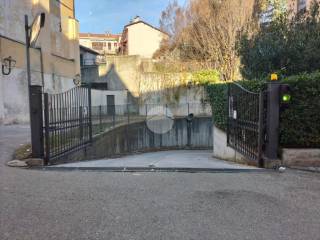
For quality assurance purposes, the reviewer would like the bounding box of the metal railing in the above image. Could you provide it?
[43,86,92,163]
[91,103,212,136]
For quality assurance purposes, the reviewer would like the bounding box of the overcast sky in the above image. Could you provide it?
[75,0,187,34]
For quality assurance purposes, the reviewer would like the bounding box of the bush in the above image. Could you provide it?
[206,72,320,148]
[192,70,220,85]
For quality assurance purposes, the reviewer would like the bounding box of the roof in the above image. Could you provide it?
[79,33,121,39]
[80,45,100,55]
[123,20,169,36]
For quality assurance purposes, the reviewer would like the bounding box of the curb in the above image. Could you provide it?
[34,166,271,173]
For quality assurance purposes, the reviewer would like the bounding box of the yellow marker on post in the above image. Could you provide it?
[271,73,278,81]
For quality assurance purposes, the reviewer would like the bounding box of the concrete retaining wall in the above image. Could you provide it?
[212,125,247,164]
[54,117,213,164]
[282,148,320,167]
[212,126,320,168]
[105,55,208,105]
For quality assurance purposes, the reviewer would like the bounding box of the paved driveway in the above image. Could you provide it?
[54,150,259,170]
[1,125,320,240]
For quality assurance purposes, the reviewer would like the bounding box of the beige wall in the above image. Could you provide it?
[80,38,92,48]
[0,0,80,123]
[0,0,80,80]
[127,23,167,58]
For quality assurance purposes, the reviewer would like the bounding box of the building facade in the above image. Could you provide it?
[288,0,315,13]
[80,45,100,66]
[0,0,80,124]
[261,0,320,23]
[79,33,121,55]
[80,45,108,90]
[119,17,169,58]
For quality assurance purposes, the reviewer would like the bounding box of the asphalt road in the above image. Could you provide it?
[1,125,320,240]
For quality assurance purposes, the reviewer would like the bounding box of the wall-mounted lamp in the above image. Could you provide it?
[73,74,81,86]
[2,56,17,75]
[187,80,193,89]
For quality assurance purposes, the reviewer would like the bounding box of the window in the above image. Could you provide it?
[92,42,104,50]
[80,54,84,66]
[260,5,274,24]
[108,42,112,50]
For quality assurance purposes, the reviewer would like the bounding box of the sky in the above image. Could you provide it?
[75,0,187,34]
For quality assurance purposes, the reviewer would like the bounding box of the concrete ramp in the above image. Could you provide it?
[51,150,262,172]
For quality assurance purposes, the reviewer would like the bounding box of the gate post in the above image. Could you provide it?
[88,85,93,142]
[265,82,280,160]
[43,93,50,165]
[258,92,265,167]
[30,85,44,158]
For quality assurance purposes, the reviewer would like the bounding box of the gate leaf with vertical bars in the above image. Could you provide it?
[227,83,265,167]
[43,86,92,164]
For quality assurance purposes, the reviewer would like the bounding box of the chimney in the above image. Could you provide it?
[131,16,141,23]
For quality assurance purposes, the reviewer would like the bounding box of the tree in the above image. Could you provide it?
[158,0,261,81]
[155,0,186,58]
[238,1,320,79]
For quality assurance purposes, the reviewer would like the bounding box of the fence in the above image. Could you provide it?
[91,103,212,136]
[43,86,92,163]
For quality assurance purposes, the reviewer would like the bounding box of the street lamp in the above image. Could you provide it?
[25,13,45,158]
[25,13,45,86]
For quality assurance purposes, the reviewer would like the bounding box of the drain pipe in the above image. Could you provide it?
[186,113,194,147]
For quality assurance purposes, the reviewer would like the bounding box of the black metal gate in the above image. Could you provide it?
[43,86,92,164]
[227,83,265,167]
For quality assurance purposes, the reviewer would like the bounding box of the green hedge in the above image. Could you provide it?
[206,71,320,148]
[279,72,320,148]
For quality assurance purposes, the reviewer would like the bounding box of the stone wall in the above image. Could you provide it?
[282,148,320,167]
